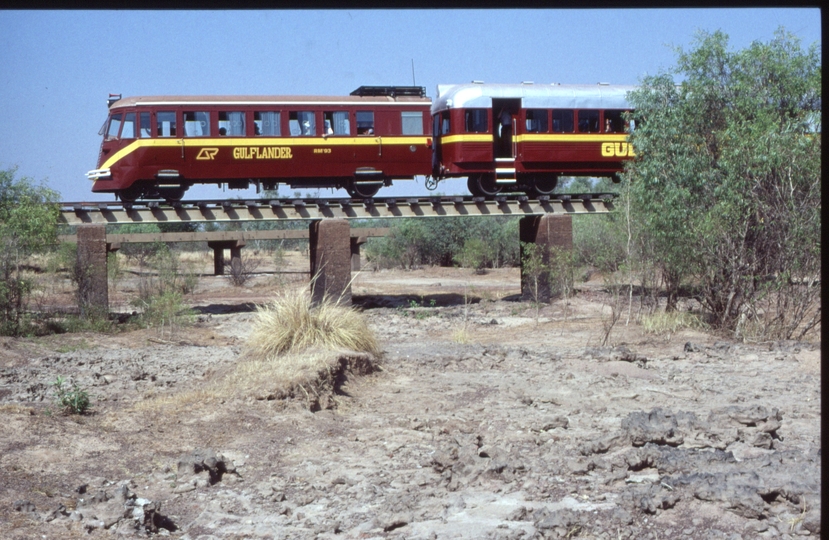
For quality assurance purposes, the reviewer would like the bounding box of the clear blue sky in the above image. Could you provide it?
[0,8,821,201]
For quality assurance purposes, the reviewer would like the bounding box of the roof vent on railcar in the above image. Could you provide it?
[350,86,426,98]
[107,93,122,108]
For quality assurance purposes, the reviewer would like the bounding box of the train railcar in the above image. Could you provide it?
[430,82,635,196]
[87,86,432,201]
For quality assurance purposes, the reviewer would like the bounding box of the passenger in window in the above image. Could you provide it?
[219,127,227,136]
[605,118,613,133]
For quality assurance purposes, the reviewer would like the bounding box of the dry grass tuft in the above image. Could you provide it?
[248,287,380,358]
[641,310,708,336]
[138,286,381,413]
[451,326,471,344]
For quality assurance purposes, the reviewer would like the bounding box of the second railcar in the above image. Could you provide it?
[87,86,433,201]
[430,82,636,197]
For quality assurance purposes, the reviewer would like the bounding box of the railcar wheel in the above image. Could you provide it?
[159,187,187,203]
[347,181,382,198]
[526,175,558,197]
[117,185,145,203]
[467,175,501,197]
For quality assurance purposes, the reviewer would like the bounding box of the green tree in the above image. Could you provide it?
[0,167,59,335]
[626,29,821,336]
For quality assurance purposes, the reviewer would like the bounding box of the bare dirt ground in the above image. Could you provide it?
[0,251,821,539]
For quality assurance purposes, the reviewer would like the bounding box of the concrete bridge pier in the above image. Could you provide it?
[309,219,352,305]
[76,224,109,317]
[519,214,573,303]
[207,240,246,276]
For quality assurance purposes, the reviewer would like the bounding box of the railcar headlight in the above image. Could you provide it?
[86,168,111,181]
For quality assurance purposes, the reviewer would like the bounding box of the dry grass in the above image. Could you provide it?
[641,310,708,336]
[248,286,380,359]
[451,325,471,344]
[137,286,381,412]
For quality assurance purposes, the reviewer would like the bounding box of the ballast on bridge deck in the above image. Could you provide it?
[59,194,616,225]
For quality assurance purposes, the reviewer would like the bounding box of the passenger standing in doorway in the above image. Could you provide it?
[499,108,512,156]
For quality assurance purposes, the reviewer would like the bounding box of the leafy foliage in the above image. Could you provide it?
[0,167,59,335]
[626,28,821,337]
[365,217,519,270]
[52,375,91,415]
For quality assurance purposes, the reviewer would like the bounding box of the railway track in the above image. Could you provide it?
[59,193,617,225]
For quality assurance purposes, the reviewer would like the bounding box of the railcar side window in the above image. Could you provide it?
[525,109,548,133]
[106,114,122,140]
[603,110,628,133]
[577,110,600,133]
[323,111,351,135]
[121,113,136,139]
[139,112,151,138]
[156,111,177,137]
[290,111,316,136]
[219,112,245,136]
[401,111,423,135]
[464,109,488,133]
[255,112,280,136]
[552,110,574,133]
[440,111,451,135]
[184,111,210,136]
[356,111,375,135]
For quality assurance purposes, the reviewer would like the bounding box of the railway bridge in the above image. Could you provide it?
[59,194,616,314]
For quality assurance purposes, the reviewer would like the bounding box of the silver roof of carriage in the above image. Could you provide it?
[432,83,636,112]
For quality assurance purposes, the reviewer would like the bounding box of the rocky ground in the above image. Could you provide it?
[0,260,821,539]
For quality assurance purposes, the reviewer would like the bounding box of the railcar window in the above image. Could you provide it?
[323,111,351,135]
[552,110,574,133]
[119,113,135,139]
[440,111,451,135]
[525,109,548,133]
[464,109,488,133]
[401,111,423,135]
[255,111,280,136]
[577,110,600,133]
[356,111,375,135]
[219,111,245,136]
[106,114,122,140]
[184,111,210,137]
[603,110,629,133]
[290,111,316,136]
[156,111,177,137]
[139,112,151,138]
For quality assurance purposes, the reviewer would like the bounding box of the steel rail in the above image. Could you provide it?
[58,193,616,226]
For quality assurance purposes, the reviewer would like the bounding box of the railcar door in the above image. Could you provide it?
[492,98,520,160]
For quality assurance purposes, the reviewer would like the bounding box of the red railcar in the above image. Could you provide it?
[87,86,432,201]
[430,82,636,196]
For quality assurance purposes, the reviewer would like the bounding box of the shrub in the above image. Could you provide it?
[52,375,91,414]
[133,291,194,339]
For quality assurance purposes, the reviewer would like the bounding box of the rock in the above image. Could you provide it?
[724,405,781,427]
[579,432,627,455]
[176,448,231,485]
[539,416,569,431]
[624,484,680,514]
[42,504,68,522]
[621,408,684,447]
[13,500,36,513]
